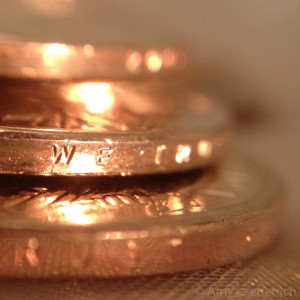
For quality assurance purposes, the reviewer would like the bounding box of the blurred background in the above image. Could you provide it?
[0,0,299,298]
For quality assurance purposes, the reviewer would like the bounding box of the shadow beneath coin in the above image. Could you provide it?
[0,168,207,197]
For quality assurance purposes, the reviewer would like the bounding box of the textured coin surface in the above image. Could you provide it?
[0,156,283,277]
[0,87,231,176]
[0,79,183,132]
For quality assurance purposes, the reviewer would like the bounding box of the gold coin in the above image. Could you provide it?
[0,155,283,277]
[0,78,182,132]
[0,83,231,175]
[0,2,189,80]
[0,38,187,80]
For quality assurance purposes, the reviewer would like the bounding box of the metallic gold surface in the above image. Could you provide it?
[0,79,181,132]
[0,88,231,175]
[0,2,189,80]
[0,39,187,80]
[0,156,283,277]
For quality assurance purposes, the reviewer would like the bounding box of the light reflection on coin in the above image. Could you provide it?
[0,88,231,176]
[0,156,283,277]
[0,1,189,80]
[0,38,187,80]
[0,79,180,132]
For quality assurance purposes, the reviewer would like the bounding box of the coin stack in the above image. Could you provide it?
[0,39,283,278]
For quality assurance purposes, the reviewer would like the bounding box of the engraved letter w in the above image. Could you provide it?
[52,144,76,165]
